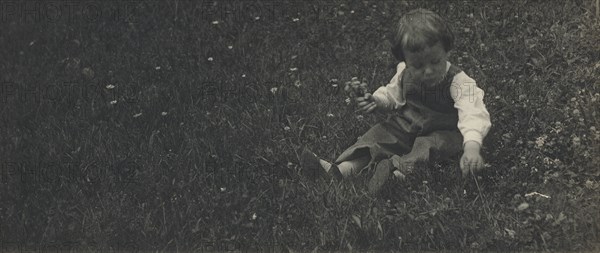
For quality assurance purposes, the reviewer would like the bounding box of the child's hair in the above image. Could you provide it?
[391,9,454,61]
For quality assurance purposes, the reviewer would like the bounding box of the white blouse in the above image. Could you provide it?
[372,62,492,146]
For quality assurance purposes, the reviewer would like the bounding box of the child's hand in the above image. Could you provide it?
[460,141,484,177]
[356,93,378,113]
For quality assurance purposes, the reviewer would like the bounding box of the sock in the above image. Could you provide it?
[319,159,332,172]
[337,156,370,177]
[393,170,406,179]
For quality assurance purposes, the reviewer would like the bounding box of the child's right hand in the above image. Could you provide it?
[344,77,368,98]
[357,93,378,113]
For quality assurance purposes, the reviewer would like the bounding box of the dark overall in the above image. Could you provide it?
[335,65,464,172]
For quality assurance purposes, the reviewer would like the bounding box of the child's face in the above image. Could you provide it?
[403,42,448,87]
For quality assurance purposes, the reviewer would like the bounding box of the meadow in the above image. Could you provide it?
[1,0,599,251]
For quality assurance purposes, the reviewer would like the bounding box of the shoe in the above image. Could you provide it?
[367,159,394,195]
[392,170,406,180]
[299,148,325,180]
[328,163,343,181]
[391,155,416,175]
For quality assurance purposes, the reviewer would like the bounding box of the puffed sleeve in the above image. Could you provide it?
[450,72,492,146]
[372,62,407,111]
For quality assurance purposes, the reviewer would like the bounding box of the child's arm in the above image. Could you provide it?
[450,73,492,176]
[368,62,408,112]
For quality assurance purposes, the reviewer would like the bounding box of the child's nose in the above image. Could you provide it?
[424,67,433,75]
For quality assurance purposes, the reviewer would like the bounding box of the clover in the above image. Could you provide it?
[344,77,368,98]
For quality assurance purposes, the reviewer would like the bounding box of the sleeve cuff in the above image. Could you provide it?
[462,131,483,146]
[372,90,393,109]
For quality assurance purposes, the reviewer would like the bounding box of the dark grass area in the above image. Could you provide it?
[1,0,599,251]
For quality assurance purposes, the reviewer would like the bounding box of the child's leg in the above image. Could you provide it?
[317,156,369,177]
[391,130,462,175]
[336,156,370,177]
[300,148,370,180]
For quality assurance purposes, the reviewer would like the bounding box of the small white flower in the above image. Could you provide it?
[292,18,299,22]
[283,126,290,131]
[294,80,302,88]
[212,20,219,25]
[535,135,547,148]
[251,213,257,220]
[241,74,246,78]
[207,57,213,61]
[327,113,334,117]
[270,87,278,94]
[585,180,595,189]
[155,66,161,70]
[227,45,233,49]
[161,111,168,116]
[133,112,142,118]
[289,67,298,71]
[29,41,35,46]
[287,162,293,167]
[110,100,117,105]
[254,16,260,20]
[106,84,115,89]
[220,187,226,192]
[350,10,355,14]
[572,136,581,146]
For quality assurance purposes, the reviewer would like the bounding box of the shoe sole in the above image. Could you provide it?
[368,159,393,194]
[299,148,323,180]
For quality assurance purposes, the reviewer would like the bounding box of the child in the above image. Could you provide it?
[299,8,491,194]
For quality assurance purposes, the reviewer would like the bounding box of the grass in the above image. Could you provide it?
[1,0,599,251]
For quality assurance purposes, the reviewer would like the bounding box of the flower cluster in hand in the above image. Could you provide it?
[344,77,378,114]
[344,77,368,98]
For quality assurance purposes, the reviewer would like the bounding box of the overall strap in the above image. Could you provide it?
[399,63,464,103]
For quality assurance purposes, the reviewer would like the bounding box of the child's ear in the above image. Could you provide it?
[443,50,453,62]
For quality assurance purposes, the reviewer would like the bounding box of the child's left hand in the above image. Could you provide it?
[460,141,485,177]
